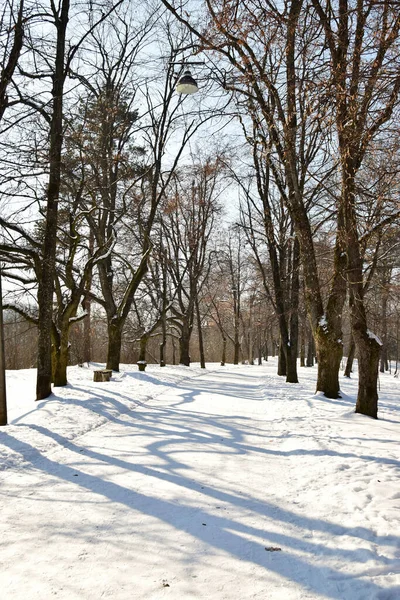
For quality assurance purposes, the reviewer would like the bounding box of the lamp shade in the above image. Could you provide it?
[176,70,198,94]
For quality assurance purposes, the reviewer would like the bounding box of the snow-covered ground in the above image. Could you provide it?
[0,359,399,599]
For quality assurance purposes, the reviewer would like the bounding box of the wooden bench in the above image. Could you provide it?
[93,369,112,382]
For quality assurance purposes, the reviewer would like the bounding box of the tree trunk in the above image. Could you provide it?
[196,297,205,368]
[82,300,91,364]
[36,0,70,401]
[315,332,343,398]
[159,316,167,367]
[379,277,389,373]
[82,232,94,364]
[0,273,7,426]
[306,329,314,367]
[278,340,286,376]
[233,291,240,365]
[179,317,192,366]
[286,345,298,383]
[300,325,305,367]
[106,319,123,372]
[138,333,149,364]
[354,332,380,419]
[53,336,69,387]
[172,336,176,365]
[221,335,227,366]
[344,337,356,377]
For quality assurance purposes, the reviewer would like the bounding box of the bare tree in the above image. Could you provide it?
[0,0,25,424]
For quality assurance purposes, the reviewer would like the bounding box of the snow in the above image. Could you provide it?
[367,330,383,346]
[1,359,399,599]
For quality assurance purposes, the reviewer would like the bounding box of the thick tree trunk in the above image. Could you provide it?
[286,345,298,383]
[354,332,380,419]
[315,332,343,398]
[278,341,286,376]
[106,319,123,372]
[159,338,166,367]
[53,337,69,387]
[306,329,314,367]
[344,164,379,417]
[179,317,192,366]
[138,333,149,364]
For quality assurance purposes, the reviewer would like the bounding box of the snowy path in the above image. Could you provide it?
[0,364,399,599]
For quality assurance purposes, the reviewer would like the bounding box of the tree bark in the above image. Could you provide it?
[278,341,287,376]
[106,319,123,372]
[138,332,149,364]
[52,330,69,387]
[179,315,192,366]
[315,332,343,398]
[354,333,380,418]
[306,328,314,367]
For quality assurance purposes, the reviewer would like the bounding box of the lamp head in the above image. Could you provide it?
[176,69,198,95]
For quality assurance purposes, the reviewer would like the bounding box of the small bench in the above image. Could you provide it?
[93,369,112,382]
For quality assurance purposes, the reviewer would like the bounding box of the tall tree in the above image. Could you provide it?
[0,0,25,424]
[310,0,400,417]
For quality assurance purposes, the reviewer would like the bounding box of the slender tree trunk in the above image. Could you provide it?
[159,322,167,367]
[379,279,389,373]
[344,336,356,377]
[300,325,305,367]
[195,297,205,368]
[82,232,94,364]
[172,336,176,365]
[36,0,70,400]
[221,335,227,366]
[0,273,7,425]
[233,290,240,365]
